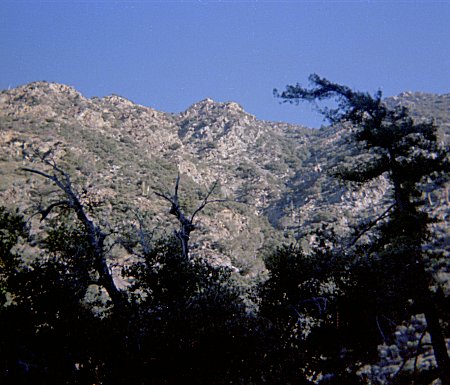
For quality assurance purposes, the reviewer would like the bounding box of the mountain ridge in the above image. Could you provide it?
[0,82,448,274]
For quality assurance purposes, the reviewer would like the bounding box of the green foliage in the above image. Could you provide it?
[121,236,266,384]
[0,208,104,384]
[261,227,363,383]
[0,207,27,265]
[0,207,28,299]
[274,74,450,384]
[0,206,268,384]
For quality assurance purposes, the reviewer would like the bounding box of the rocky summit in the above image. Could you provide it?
[0,82,449,275]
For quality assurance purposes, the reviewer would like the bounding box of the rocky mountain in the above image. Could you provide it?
[0,82,448,276]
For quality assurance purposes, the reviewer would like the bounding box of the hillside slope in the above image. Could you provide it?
[0,82,448,274]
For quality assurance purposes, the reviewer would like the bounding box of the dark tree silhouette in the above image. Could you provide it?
[22,150,128,312]
[155,175,224,260]
[276,74,450,384]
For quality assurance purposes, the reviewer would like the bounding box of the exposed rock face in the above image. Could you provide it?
[0,82,448,274]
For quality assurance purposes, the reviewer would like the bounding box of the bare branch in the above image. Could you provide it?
[155,176,226,260]
[348,203,395,248]
[173,173,180,204]
[412,329,427,383]
[38,200,70,221]
[22,167,57,184]
[154,191,173,204]
[376,315,387,343]
[386,329,427,385]
[22,159,127,312]
[190,180,218,222]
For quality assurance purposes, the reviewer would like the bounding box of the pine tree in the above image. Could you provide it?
[276,74,450,383]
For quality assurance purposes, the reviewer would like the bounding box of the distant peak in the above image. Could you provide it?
[1,81,85,104]
[102,94,135,106]
[191,98,217,108]
[7,81,81,95]
[186,98,245,113]
[28,81,80,94]
[224,101,244,111]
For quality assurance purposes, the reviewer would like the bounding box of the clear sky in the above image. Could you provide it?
[1,1,449,128]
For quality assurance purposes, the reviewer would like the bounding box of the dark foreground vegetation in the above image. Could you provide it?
[1,77,449,384]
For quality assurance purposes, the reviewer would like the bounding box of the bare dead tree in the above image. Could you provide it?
[155,175,226,260]
[21,150,128,312]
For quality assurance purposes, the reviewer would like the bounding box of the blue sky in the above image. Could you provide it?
[1,1,449,128]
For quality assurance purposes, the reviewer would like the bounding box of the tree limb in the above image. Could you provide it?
[348,203,395,248]
[22,158,127,312]
[155,176,224,260]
